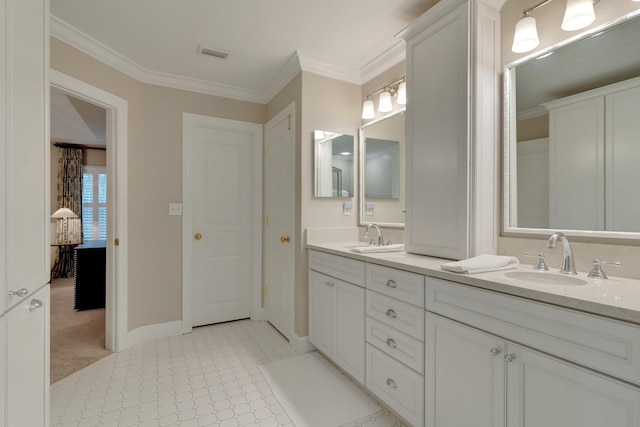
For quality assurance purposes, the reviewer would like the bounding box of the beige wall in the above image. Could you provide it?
[51,37,266,331]
[499,0,640,280]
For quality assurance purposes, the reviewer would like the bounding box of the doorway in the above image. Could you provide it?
[50,69,129,356]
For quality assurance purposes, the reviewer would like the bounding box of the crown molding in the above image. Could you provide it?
[517,105,548,121]
[360,40,406,84]
[262,52,303,104]
[298,54,361,85]
[50,15,265,103]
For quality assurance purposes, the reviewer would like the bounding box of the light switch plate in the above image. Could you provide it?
[169,203,183,216]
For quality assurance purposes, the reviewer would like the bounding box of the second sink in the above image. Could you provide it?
[505,271,588,286]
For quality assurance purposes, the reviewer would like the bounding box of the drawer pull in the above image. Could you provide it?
[505,353,517,363]
[29,299,43,312]
[490,347,502,356]
[386,338,398,349]
[386,279,398,288]
[385,309,398,319]
[8,288,29,297]
[386,378,398,389]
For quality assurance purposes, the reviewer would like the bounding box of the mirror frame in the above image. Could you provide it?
[313,131,355,198]
[359,108,406,228]
[502,9,640,241]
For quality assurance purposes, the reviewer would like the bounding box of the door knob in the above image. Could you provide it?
[280,235,290,244]
[194,233,202,240]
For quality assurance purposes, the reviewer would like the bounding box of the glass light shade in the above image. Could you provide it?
[561,0,595,31]
[378,90,393,113]
[512,16,540,53]
[51,207,78,218]
[396,82,407,105]
[361,99,375,119]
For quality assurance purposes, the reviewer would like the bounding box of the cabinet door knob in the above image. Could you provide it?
[386,279,397,288]
[8,288,29,297]
[29,299,43,312]
[386,338,398,349]
[490,347,502,356]
[280,235,290,244]
[505,353,517,363]
[385,309,397,319]
[386,378,398,389]
[194,233,202,241]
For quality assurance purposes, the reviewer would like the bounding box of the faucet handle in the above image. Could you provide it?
[524,253,549,271]
[587,259,621,280]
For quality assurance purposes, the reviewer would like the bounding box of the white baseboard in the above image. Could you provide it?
[127,320,183,347]
[291,333,316,354]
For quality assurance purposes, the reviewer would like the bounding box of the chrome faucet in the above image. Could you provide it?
[547,232,577,275]
[364,224,384,246]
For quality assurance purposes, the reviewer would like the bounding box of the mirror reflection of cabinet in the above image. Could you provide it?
[314,131,354,198]
[359,110,405,227]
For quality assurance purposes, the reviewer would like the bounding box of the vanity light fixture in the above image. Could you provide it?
[361,76,406,119]
[512,0,599,54]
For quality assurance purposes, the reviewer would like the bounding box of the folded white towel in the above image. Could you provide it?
[441,254,519,274]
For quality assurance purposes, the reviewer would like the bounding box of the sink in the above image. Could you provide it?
[504,271,588,286]
[350,244,405,254]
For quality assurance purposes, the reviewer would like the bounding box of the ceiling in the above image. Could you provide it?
[50,0,434,103]
[50,86,106,146]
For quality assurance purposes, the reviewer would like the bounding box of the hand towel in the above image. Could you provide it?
[441,254,519,274]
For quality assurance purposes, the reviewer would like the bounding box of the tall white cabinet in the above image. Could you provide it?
[401,0,500,260]
[545,76,640,232]
[1,0,51,425]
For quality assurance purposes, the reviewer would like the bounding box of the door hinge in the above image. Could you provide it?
[265,216,270,226]
[114,238,120,246]
[265,146,270,156]
[265,286,269,296]
[287,114,291,131]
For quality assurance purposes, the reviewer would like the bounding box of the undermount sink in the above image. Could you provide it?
[349,244,405,254]
[504,271,588,286]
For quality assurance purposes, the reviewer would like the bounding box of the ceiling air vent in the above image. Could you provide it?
[197,45,229,60]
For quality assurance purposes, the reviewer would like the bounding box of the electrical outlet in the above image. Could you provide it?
[169,203,183,216]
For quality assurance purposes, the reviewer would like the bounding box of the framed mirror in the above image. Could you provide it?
[504,11,640,239]
[360,109,405,227]
[314,131,354,198]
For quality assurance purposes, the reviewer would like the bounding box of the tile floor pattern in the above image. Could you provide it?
[51,320,407,427]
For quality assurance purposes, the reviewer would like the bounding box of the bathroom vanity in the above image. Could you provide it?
[307,241,640,427]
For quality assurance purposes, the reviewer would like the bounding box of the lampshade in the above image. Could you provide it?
[512,15,540,53]
[378,90,393,113]
[396,82,407,105]
[361,99,375,119]
[51,207,78,219]
[561,0,595,31]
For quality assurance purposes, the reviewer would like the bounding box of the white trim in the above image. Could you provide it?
[517,105,548,122]
[360,41,407,84]
[50,16,264,104]
[263,52,302,104]
[50,69,129,352]
[291,334,315,355]
[298,54,361,85]
[127,321,183,347]
[182,113,263,334]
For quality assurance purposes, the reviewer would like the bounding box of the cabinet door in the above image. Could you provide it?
[0,314,5,427]
[308,271,333,356]
[334,280,365,384]
[405,2,470,259]
[6,285,49,427]
[605,85,640,232]
[2,0,49,311]
[506,343,640,427]
[548,97,605,230]
[425,313,505,427]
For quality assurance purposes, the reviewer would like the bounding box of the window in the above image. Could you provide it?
[82,165,107,241]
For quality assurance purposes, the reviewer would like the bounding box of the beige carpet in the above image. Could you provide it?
[50,278,112,384]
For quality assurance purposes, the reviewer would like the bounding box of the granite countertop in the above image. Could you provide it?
[307,241,640,326]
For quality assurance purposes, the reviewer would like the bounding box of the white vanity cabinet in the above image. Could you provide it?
[426,277,640,427]
[365,264,425,426]
[308,251,366,384]
[401,0,499,260]
[545,77,640,232]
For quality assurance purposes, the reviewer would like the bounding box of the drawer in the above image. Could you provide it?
[366,317,424,374]
[366,344,424,427]
[366,264,425,308]
[308,250,365,286]
[426,276,640,386]
[366,291,424,341]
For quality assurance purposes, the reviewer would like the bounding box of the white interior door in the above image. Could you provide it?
[184,114,262,328]
[264,104,295,342]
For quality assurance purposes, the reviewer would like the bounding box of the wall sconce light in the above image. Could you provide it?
[512,0,600,54]
[51,207,81,244]
[362,76,406,119]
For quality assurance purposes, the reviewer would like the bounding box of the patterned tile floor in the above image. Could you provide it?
[51,320,407,427]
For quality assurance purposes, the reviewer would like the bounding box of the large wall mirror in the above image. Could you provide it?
[360,109,405,227]
[504,11,640,239]
[314,131,355,198]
